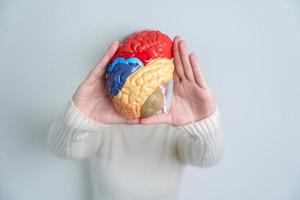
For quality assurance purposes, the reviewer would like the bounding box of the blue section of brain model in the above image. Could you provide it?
[107,57,143,96]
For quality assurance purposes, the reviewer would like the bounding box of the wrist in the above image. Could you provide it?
[72,95,92,118]
[193,102,217,122]
[68,98,109,129]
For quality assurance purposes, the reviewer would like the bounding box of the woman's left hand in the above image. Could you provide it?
[140,36,216,126]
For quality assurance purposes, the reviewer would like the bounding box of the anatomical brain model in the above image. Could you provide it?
[106,30,174,119]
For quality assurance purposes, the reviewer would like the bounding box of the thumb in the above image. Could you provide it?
[140,113,172,125]
[84,41,119,85]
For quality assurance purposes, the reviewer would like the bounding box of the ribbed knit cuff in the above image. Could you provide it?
[176,109,221,142]
[47,99,108,158]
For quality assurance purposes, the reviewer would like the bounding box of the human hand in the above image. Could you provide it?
[140,36,216,126]
[73,41,140,124]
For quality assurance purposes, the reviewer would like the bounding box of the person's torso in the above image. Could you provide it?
[89,124,184,200]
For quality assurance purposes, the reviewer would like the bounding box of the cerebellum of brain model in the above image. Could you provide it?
[106,30,174,119]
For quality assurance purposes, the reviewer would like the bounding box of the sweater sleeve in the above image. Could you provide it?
[174,109,224,167]
[47,99,109,159]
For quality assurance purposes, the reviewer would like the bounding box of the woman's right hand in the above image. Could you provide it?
[73,41,140,124]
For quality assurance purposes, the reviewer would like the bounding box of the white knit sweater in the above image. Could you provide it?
[47,99,223,200]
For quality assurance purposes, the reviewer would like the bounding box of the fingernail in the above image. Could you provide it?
[179,40,184,47]
[174,36,180,41]
[112,40,119,46]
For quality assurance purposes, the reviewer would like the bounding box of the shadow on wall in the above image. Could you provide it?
[0,103,92,199]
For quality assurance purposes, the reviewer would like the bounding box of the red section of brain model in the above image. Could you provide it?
[110,30,173,65]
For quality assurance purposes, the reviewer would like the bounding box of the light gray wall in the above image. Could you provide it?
[1,0,299,199]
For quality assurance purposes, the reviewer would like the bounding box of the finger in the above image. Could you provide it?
[189,53,208,88]
[173,66,180,86]
[93,40,119,76]
[173,36,185,80]
[84,41,119,84]
[140,113,171,125]
[179,40,195,81]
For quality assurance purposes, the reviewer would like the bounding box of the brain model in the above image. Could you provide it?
[106,30,174,119]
